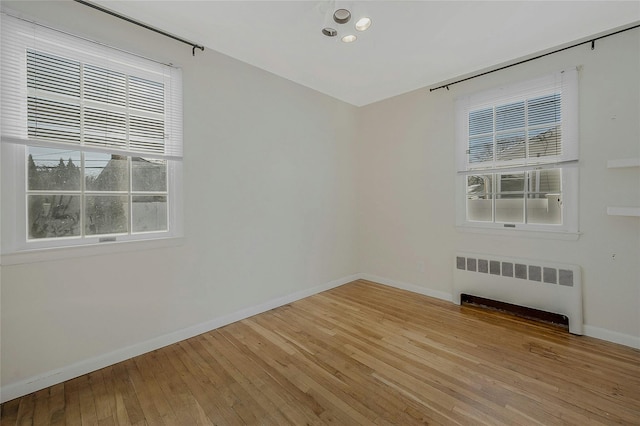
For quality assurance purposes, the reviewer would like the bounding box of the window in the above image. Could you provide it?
[455,69,578,233]
[1,14,183,254]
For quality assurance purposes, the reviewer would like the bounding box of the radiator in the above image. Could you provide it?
[453,252,583,335]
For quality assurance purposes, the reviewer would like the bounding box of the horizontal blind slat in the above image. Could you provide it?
[469,108,493,136]
[496,130,525,161]
[468,135,493,163]
[84,64,127,107]
[528,94,561,126]
[495,101,524,131]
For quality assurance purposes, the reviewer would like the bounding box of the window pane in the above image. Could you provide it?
[129,115,164,154]
[129,76,164,114]
[496,101,524,131]
[469,135,493,163]
[467,196,493,222]
[85,195,129,235]
[469,108,493,136]
[85,153,129,192]
[28,147,81,191]
[28,194,81,239]
[527,169,562,225]
[467,175,493,222]
[132,196,167,232]
[528,94,561,126]
[527,194,562,225]
[28,97,81,143]
[498,173,525,194]
[495,195,524,223]
[132,158,167,191]
[84,107,127,149]
[496,130,525,161]
[528,125,561,158]
[530,169,561,193]
[129,115,165,154]
[84,64,127,106]
[467,174,492,196]
[27,50,81,97]
[496,173,524,223]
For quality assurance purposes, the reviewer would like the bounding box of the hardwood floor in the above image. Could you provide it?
[2,279,639,425]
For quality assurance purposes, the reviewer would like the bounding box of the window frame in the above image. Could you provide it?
[1,13,183,256]
[455,69,579,235]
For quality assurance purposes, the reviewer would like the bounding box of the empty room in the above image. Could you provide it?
[1,0,639,424]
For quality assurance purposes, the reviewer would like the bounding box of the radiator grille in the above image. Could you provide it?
[456,255,575,286]
[453,252,583,335]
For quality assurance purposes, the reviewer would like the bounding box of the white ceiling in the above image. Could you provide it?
[94,1,639,106]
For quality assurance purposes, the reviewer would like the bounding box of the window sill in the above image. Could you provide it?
[0,236,185,266]
[456,225,581,241]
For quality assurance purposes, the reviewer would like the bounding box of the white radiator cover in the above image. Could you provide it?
[453,252,583,335]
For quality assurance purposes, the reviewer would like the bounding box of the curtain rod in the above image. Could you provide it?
[74,0,205,56]
[430,23,640,92]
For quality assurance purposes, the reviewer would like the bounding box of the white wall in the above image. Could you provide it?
[356,28,640,346]
[0,1,358,397]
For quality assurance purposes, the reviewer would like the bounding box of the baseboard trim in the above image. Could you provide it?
[0,273,360,404]
[583,325,640,349]
[357,273,453,303]
[358,273,640,350]
[3,273,637,402]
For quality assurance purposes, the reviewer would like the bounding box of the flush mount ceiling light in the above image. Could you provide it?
[341,34,357,43]
[333,9,351,24]
[322,8,371,42]
[355,17,372,31]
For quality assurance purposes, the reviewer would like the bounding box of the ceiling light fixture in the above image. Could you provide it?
[322,8,370,42]
[355,17,372,32]
[341,34,357,43]
[333,9,351,24]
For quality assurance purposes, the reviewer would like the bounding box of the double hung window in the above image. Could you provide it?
[455,69,578,233]
[1,14,183,253]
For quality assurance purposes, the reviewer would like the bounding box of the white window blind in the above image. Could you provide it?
[1,13,183,160]
[456,69,578,173]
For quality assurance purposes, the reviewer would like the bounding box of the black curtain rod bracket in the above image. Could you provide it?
[430,23,639,92]
[74,0,204,56]
[192,45,204,56]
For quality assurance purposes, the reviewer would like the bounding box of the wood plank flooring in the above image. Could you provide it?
[2,279,639,425]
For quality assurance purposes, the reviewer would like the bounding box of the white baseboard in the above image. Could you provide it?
[583,325,640,349]
[0,273,360,404]
[358,273,640,350]
[357,273,453,303]
[3,273,637,403]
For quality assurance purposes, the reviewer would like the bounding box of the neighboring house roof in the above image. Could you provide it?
[91,155,166,192]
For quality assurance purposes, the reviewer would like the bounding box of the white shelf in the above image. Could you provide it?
[607,207,640,217]
[606,159,639,217]
[607,158,640,168]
